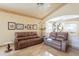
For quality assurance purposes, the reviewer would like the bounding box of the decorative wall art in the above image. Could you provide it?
[8,22,16,30]
[16,23,24,30]
[26,24,37,30]
[8,22,38,30]
[26,24,32,30]
[32,24,37,30]
[52,22,63,32]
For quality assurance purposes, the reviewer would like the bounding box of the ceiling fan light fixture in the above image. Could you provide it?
[37,3,44,7]
[36,3,51,10]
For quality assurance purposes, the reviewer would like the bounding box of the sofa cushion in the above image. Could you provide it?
[52,39,61,46]
[50,32,57,37]
[49,36,56,39]
[27,32,37,36]
[18,39,30,48]
[26,36,39,39]
[16,37,28,41]
[56,37,64,41]
[17,36,39,41]
[15,32,38,38]
[57,32,68,40]
[46,38,61,46]
[17,34,25,38]
[31,32,37,35]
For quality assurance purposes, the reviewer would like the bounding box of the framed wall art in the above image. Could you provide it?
[32,24,37,30]
[16,23,24,30]
[8,22,16,30]
[26,24,32,30]
[26,24,37,30]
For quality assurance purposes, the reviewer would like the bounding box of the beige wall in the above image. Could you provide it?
[0,11,42,46]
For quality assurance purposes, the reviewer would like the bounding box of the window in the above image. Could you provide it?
[64,24,77,32]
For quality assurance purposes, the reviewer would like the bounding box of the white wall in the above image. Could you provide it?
[62,20,79,49]
[44,3,79,21]
[43,3,79,49]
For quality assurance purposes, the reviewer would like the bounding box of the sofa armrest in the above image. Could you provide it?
[61,40,68,52]
[14,39,19,50]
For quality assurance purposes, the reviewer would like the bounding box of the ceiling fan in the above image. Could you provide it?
[36,3,51,9]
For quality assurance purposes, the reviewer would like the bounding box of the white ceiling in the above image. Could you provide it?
[0,3,64,19]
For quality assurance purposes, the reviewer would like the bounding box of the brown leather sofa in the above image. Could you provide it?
[14,32,43,50]
[44,32,68,52]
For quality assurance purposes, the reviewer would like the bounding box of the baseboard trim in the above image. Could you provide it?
[0,42,13,47]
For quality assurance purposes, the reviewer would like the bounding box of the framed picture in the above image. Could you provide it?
[32,24,37,30]
[8,22,16,30]
[16,23,24,30]
[26,24,32,30]
[26,24,37,30]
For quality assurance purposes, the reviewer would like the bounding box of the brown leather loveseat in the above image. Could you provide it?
[14,32,43,50]
[44,32,68,52]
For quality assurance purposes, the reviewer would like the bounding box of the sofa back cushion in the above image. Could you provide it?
[49,32,57,39]
[27,32,37,36]
[56,32,68,40]
[15,32,38,38]
[50,32,57,37]
[15,32,26,38]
